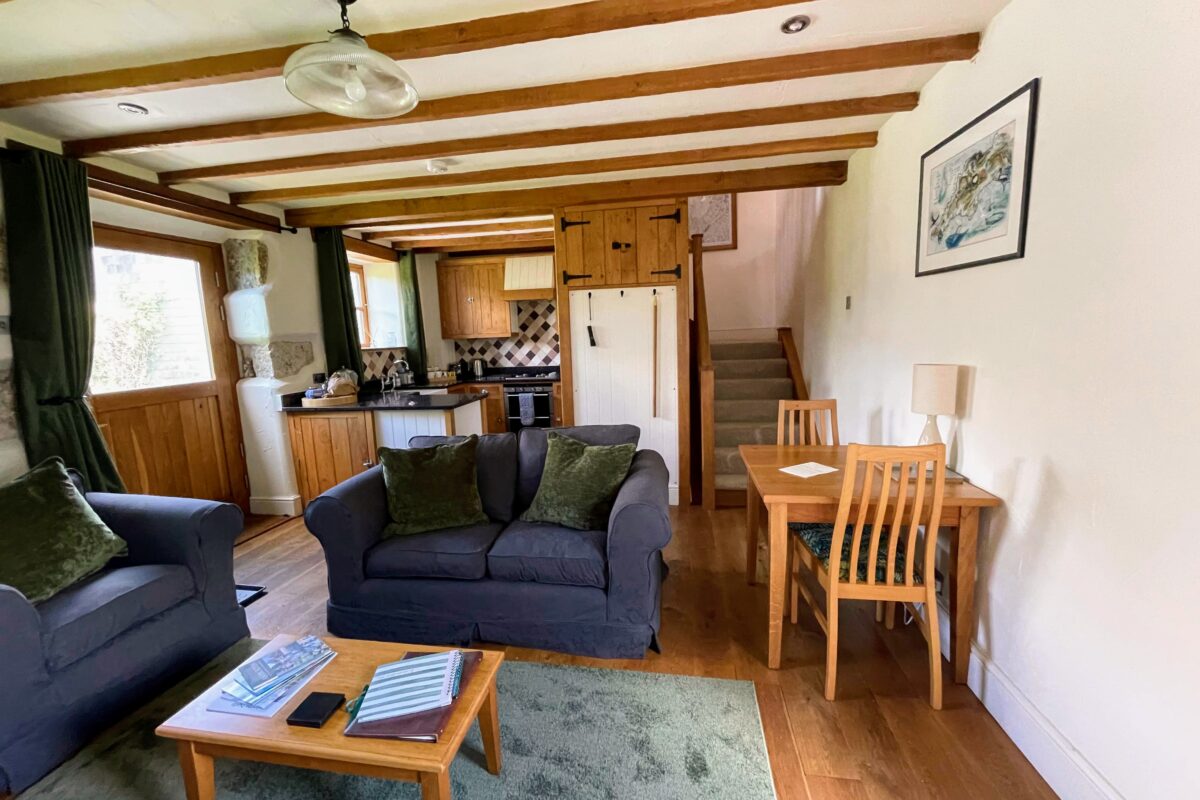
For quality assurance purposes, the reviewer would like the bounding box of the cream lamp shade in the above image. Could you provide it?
[912,364,958,445]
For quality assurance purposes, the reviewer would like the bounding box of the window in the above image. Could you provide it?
[90,246,215,394]
[348,263,373,347]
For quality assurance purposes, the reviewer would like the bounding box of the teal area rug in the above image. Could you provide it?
[23,640,776,799]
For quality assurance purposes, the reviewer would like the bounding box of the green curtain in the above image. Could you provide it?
[0,149,124,492]
[313,227,365,380]
[396,249,428,378]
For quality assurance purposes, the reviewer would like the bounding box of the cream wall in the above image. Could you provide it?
[703,190,781,339]
[791,1,1200,797]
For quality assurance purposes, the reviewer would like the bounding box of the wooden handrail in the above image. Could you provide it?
[778,327,809,401]
[692,234,717,509]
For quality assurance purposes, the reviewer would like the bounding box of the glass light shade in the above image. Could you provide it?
[283,30,419,119]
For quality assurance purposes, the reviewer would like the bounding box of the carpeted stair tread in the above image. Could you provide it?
[713,358,789,379]
[715,446,748,476]
[710,341,784,361]
[714,377,793,401]
[715,399,779,422]
[715,422,778,447]
[715,473,748,490]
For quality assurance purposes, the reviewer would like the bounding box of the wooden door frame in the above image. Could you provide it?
[90,223,250,510]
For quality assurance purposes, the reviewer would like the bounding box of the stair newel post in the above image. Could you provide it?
[691,233,717,511]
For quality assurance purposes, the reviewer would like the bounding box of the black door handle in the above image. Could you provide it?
[610,241,632,251]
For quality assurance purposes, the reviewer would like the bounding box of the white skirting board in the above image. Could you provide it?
[250,495,302,516]
[570,286,680,504]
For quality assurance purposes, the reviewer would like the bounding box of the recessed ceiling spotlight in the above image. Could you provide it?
[780,14,811,34]
[117,102,150,115]
[426,159,451,174]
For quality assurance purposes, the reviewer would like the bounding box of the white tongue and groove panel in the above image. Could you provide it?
[569,286,679,504]
[504,255,555,291]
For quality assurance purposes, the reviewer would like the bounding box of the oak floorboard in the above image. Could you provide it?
[231,506,1053,799]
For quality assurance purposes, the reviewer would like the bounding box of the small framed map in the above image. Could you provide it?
[688,193,737,251]
[916,79,1040,276]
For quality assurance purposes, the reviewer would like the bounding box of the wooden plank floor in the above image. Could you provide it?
[234,506,1055,800]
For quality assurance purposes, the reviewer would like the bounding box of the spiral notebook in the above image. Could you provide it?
[345,651,482,743]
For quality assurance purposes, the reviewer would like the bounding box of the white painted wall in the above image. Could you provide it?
[703,189,781,339]
[789,1,1200,797]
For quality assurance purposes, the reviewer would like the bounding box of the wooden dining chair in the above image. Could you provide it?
[776,399,840,446]
[789,443,948,708]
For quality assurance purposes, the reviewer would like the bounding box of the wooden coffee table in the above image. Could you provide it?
[157,635,504,800]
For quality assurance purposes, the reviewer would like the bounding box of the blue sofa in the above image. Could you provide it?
[305,425,671,658]
[0,487,249,794]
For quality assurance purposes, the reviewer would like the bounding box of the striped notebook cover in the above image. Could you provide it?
[355,650,464,724]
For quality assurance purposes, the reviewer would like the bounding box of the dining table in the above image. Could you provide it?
[740,444,1002,681]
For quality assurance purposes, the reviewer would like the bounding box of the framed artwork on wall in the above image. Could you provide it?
[915,78,1040,277]
[688,193,738,251]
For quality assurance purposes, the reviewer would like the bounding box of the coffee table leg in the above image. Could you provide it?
[420,770,451,800]
[177,740,215,800]
[478,681,503,775]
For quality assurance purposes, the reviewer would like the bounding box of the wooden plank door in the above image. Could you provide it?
[287,411,377,507]
[475,261,513,337]
[89,225,249,509]
[604,207,638,285]
[560,210,607,287]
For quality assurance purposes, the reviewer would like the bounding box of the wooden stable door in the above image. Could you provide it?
[89,226,249,509]
[560,203,683,287]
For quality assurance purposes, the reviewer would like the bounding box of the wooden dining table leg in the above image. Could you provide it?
[766,502,788,669]
[949,508,980,684]
[745,477,762,585]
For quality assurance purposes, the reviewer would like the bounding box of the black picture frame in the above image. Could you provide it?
[915,78,1041,277]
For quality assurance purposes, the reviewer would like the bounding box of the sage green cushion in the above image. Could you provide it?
[520,432,636,531]
[0,457,128,604]
[378,436,489,537]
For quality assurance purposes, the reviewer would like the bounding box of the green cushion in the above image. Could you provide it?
[0,457,127,604]
[378,437,489,537]
[520,432,636,531]
[790,522,921,584]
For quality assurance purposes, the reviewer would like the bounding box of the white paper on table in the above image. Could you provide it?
[779,462,838,479]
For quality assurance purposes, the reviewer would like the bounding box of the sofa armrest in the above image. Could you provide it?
[304,466,389,602]
[606,450,672,624]
[85,492,243,617]
[0,584,49,709]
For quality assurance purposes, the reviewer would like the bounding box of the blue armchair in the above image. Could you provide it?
[0,489,249,794]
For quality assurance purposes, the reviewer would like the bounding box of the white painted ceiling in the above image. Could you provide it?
[0,0,1011,224]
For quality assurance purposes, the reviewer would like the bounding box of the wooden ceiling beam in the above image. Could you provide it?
[350,213,556,233]
[162,94,915,184]
[66,35,978,156]
[230,132,876,205]
[0,1,807,108]
[286,161,848,228]
[366,220,556,241]
[402,233,556,250]
[413,240,556,254]
[343,236,400,262]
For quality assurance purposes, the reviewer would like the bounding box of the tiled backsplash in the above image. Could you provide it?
[454,300,560,368]
[362,347,409,380]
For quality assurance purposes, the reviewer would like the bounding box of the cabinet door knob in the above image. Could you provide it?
[480,389,489,396]
[467,296,474,303]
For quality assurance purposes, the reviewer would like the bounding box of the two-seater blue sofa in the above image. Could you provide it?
[305,425,671,658]
[0,483,249,795]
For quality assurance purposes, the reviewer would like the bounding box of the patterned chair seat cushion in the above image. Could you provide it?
[789,523,922,585]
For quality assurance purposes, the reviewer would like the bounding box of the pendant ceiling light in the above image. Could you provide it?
[284,0,419,119]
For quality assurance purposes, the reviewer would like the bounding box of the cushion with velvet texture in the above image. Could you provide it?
[515,425,640,512]
[0,457,128,604]
[379,436,490,537]
[520,431,636,531]
[38,564,196,671]
[366,522,504,580]
[409,433,517,522]
[488,520,608,588]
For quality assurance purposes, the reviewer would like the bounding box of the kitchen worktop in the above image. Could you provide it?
[280,391,486,413]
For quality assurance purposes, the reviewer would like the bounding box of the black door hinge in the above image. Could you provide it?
[560,217,591,232]
[562,270,594,284]
[651,264,682,279]
[649,209,681,223]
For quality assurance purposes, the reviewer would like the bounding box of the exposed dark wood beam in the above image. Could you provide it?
[367,220,556,241]
[286,161,848,228]
[230,132,876,205]
[162,94,915,184]
[343,236,400,262]
[0,1,807,108]
[85,164,284,233]
[66,35,978,156]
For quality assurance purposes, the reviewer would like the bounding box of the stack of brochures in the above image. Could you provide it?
[208,636,336,718]
[344,649,480,742]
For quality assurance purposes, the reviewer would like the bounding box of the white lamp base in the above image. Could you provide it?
[917,414,942,446]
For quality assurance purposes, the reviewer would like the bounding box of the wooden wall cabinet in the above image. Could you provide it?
[559,202,684,288]
[288,411,377,508]
[437,257,513,339]
[449,383,507,433]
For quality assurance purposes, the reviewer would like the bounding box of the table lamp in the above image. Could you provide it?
[912,364,958,445]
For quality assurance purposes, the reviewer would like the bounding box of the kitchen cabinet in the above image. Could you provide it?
[552,382,564,427]
[449,383,507,433]
[558,201,685,288]
[287,411,377,508]
[437,257,512,339]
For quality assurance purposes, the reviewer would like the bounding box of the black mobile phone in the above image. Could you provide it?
[286,691,346,728]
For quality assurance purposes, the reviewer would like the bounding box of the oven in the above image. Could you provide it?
[504,383,554,431]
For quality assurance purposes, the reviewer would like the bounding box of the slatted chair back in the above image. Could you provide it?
[829,443,946,590]
[776,399,840,446]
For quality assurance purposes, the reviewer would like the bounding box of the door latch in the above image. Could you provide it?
[610,241,632,251]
